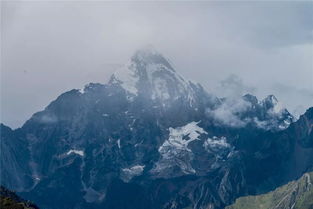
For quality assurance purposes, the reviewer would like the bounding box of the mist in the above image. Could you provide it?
[1,1,312,128]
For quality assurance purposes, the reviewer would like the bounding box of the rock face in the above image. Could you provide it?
[225,172,313,209]
[0,48,312,209]
[0,125,33,191]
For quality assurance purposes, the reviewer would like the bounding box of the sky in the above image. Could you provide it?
[1,1,313,128]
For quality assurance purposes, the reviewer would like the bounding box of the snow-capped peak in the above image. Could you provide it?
[260,95,285,114]
[261,95,279,107]
[108,47,202,106]
[109,61,139,96]
[131,46,174,71]
[265,95,278,103]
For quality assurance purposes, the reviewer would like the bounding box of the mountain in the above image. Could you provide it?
[0,47,312,209]
[0,125,33,191]
[0,186,39,209]
[225,172,313,209]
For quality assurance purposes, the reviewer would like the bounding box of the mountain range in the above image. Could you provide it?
[1,47,312,209]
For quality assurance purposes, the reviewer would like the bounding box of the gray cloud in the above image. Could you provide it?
[270,83,313,118]
[206,97,252,128]
[215,74,256,98]
[1,1,312,128]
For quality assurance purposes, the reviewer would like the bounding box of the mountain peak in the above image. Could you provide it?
[261,94,285,114]
[130,46,175,72]
[263,94,278,104]
[243,94,258,104]
[132,45,159,58]
[108,47,201,105]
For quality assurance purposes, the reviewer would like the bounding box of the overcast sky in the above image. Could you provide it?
[1,1,313,128]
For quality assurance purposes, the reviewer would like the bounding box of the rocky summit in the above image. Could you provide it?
[1,48,312,209]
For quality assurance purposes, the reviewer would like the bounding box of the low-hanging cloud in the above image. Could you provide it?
[206,97,252,128]
[206,92,293,130]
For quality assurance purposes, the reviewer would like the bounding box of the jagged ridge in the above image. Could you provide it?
[0,48,311,209]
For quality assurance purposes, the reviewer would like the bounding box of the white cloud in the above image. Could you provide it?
[206,98,251,128]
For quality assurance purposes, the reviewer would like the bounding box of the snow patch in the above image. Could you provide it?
[203,136,233,170]
[111,61,139,97]
[159,121,207,153]
[79,88,85,94]
[117,139,121,149]
[152,121,206,176]
[67,149,84,157]
[203,136,230,151]
[121,165,145,182]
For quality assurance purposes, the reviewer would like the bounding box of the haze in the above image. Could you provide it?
[1,1,312,128]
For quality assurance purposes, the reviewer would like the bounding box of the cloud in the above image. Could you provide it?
[218,1,313,48]
[206,97,251,128]
[1,1,312,128]
[214,74,256,98]
[206,94,294,130]
[270,83,313,118]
